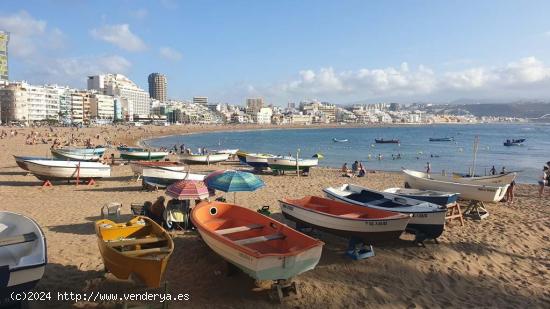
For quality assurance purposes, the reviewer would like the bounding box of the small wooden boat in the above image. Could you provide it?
[142,168,205,188]
[25,160,111,181]
[402,169,509,202]
[180,153,229,164]
[244,153,275,169]
[503,138,525,146]
[51,148,102,161]
[117,145,143,152]
[375,138,399,144]
[191,201,323,281]
[120,150,169,161]
[279,196,410,244]
[266,156,318,172]
[332,138,348,143]
[95,216,174,288]
[56,147,106,155]
[383,188,459,206]
[429,137,454,142]
[323,184,447,240]
[130,161,185,176]
[13,156,56,171]
[0,212,47,298]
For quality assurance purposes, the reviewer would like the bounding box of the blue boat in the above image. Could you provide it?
[383,188,459,206]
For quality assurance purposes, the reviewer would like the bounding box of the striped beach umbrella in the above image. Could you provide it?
[205,170,265,203]
[166,179,212,200]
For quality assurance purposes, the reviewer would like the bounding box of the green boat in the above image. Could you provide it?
[119,150,169,161]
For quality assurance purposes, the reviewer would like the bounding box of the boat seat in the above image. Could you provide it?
[215,224,263,235]
[339,213,364,218]
[0,232,37,248]
[235,233,285,246]
[121,247,171,257]
[107,236,165,247]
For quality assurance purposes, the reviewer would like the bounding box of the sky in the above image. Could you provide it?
[2,0,550,105]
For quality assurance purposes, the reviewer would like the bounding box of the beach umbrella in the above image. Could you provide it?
[166,179,212,200]
[205,170,265,203]
[204,169,226,184]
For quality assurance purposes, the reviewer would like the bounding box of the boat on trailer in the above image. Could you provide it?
[323,184,447,241]
[25,160,111,181]
[0,212,47,300]
[191,201,323,281]
[95,216,174,288]
[402,169,509,202]
[383,188,459,206]
[13,156,57,171]
[279,196,410,244]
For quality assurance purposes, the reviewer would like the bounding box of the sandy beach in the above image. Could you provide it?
[0,124,549,308]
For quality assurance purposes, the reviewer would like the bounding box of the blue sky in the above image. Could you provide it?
[2,0,550,105]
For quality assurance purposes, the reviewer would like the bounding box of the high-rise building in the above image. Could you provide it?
[148,73,167,102]
[246,98,264,114]
[88,74,150,117]
[193,97,208,106]
[0,31,9,81]
[0,82,66,123]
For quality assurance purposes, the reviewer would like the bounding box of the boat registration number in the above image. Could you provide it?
[413,213,428,218]
[367,221,387,226]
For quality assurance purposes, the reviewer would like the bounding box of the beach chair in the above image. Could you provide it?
[101,202,122,219]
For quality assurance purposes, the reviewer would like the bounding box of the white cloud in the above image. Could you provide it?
[159,46,183,61]
[130,8,148,19]
[24,55,131,87]
[90,24,146,52]
[250,57,550,102]
[0,10,64,58]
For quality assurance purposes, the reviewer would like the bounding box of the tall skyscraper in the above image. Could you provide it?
[246,98,264,114]
[193,97,208,105]
[148,73,167,102]
[0,31,9,82]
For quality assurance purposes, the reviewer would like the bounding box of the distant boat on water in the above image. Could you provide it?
[332,138,348,143]
[503,138,525,146]
[375,138,399,144]
[429,137,454,142]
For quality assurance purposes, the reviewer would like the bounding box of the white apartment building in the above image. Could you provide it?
[193,96,208,106]
[90,93,115,120]
[88,74,150,117]
[253,107,273,124]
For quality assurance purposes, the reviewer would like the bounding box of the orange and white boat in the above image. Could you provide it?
[191,201,323,281]
[95,216,174,288]
[279,196,410,244]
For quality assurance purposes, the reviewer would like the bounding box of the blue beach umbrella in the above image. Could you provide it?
[206,170,265,203]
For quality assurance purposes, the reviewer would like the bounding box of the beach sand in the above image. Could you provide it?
[0,125,548,308]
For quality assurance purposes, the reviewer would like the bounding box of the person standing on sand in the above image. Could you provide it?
[539,166,549,198]
[426,162,431,174]
[505,180,516,204]
[490,166,496,175]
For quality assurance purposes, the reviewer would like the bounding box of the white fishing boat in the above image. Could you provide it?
[51,148,102,161]
[142,167,205,188]
[130,161,185,176]
[402,169,509,202]
[383,188,459,206]
[180,153,229,164]
[120,150,169,161]
[25,160,111,181]
[191,201,323,281]
[266,156,318,172]
[449,172,516,185]
[323,184,447,241]
[245,153,275,169]
[0,212,46,299]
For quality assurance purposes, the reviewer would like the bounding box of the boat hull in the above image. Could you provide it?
[180,153,229,164]
[403,170,509,202]
[383,188,459,206]
[245,154,274,169]
[130,161,185,175]
[51,149,101,161]
[142,168,205,188]
[26,160,111,180]
[120,151,168,161]
[13,156,53,171]
[267,157,318,171]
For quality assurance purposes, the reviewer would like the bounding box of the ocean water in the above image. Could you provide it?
[146,123,550,184]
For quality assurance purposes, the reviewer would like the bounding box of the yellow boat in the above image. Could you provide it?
[95,216,174,288]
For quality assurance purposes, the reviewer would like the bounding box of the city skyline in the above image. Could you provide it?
[2,1,550,105]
